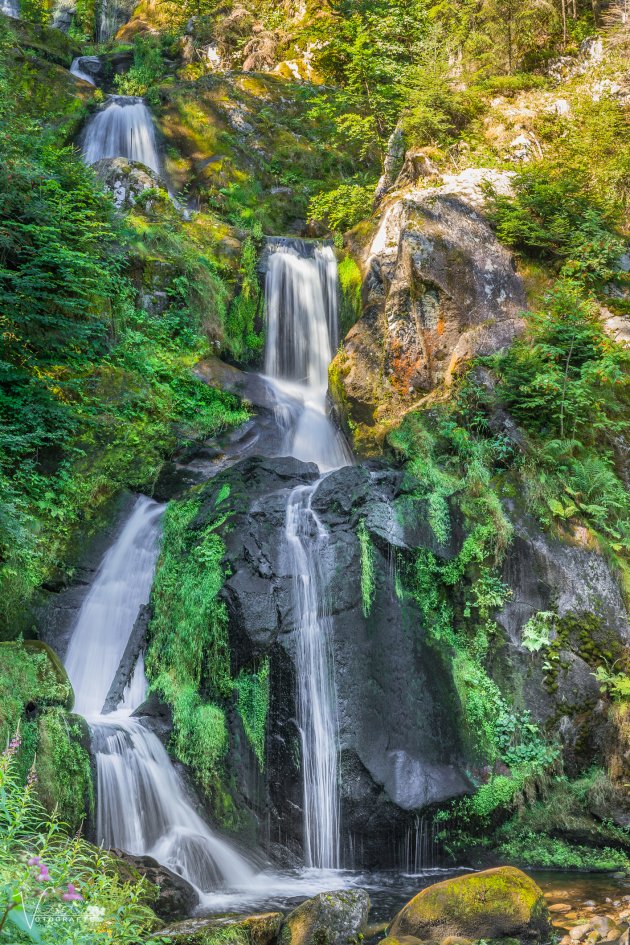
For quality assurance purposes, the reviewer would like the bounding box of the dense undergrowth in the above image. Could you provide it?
[147,488,269,826]
[0,737,160,944]
[0,18,249,639]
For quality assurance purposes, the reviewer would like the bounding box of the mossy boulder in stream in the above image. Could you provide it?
[279,890,370,945]
[389,867,550,943]
[159,912,284,945]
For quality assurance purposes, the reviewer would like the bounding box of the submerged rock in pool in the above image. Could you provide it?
[389,867,550,943]
[159,912,283,944]
[280,890,370,945]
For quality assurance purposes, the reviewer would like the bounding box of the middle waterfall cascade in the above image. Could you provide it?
[264,240,349,869]
[264,241,351,472]
[64,495,255,895]
[82,96,161,175]
[286,486,340,870]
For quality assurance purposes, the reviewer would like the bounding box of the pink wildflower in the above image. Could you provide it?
[36,864,51,882]
[28,856,42,867]
[62,884,83,902]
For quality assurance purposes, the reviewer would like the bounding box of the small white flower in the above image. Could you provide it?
[84,905,106,924]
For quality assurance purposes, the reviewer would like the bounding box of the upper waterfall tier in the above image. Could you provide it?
[263,240,351,472]
[0,0,19,16]
[81,97,160,176]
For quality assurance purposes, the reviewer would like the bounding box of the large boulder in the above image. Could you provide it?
[389,867,551,943]
[92,157,161,210]
[159,912,283,944]
[333,169,525,444]
[280,890,370,945]
[111,851,198,922]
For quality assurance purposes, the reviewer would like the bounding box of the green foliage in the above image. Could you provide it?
[0,740,160,944]
[223,236,265,365]
[0,23,247,636]
[114,36,167,102]
[490,168,626,286]
[521,611,555,653]
[492,283,630,546]
[337,254,363,336]
[592,665,630,701]
[34,710,93,834]
[357,519,375,618]
[147,496,234,806]
[496,830,630,870]
[308,179,376,234]
[234,660,269,768]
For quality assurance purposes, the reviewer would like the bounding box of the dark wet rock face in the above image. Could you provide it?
[194,455,470,867]
[495,512,630,774]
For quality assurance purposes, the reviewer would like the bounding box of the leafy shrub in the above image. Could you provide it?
[114,36,167,102]
[308,180,376,233]
[489,168,625,286]
[0,735,160,944]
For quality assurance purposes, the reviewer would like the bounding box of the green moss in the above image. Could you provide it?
[357,519,375,618]
[337,254,363,339]
[234,659,269,769]
[391,867,549,940]
[148,497,234,808]
[35,708,94,832]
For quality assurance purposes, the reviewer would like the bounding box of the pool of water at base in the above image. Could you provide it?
[195,867,630,927]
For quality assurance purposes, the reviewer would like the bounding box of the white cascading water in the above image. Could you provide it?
[265,240,349,869]
[70,57,97,86]
[81,96,160,175]
[264,241,351,473]
[286,487,340,869]
[0,0,19,17]
[64,495,254,897]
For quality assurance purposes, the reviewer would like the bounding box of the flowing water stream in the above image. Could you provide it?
[60,239,449,916]
[81,96,161,175]
[64,496,255,899]
[263,239,349,868]
[0,0,19,17]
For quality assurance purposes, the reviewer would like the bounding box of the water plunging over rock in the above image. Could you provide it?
[286,485,340,869]
[63,495,255,898]
[97,0,136,42]
[263,239,351,472]
[0,0,19,17]
[70,56,100,85]
[81,96,161,176]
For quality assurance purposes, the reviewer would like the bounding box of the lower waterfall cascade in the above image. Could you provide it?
[63,496,255,897]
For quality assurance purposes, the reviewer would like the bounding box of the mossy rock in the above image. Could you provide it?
[23,640,75,709]
[279,890,370,945]
[389,868,550,943]
[159,911,283,945]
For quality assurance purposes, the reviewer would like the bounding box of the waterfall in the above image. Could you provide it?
[286,486,339,869]
[65,496,162,717]
[81,96,160,176]
[264,240,349,869]
[92,719,253,893]
[70,57,97,85]
[96,0,136,42]
[0,0,19,17]
[63,495,254,894]
[264,240,350,472]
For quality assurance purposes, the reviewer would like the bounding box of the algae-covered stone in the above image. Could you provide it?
[279,890,370,945]
[159,912,283,945]
[389,867,550,943]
